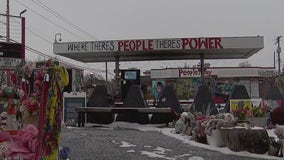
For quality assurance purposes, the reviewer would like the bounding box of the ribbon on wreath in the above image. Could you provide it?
[35,64,69,160]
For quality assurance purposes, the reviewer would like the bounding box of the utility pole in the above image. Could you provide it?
[6,0,10,42]
[276,36,282,76]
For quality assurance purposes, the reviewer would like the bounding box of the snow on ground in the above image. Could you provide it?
[111,140,137,147]
[267,129,279,142]
[119,141,137,148]
[102,122,283,160]
[127,149,136,153]
[140,146,194,160]
[144,145,152,148]
[154,146,172,154]
[141,150,176,160]
[187,156,204,160]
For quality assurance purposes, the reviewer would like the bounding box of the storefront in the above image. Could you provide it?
[148,67,276,100]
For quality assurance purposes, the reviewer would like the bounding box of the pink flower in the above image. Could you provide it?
[3,124,38,159]
[0,131,10,142]
[22,124,39,138]
[45,133,51,141]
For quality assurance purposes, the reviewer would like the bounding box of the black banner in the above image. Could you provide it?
[0,42,22,58]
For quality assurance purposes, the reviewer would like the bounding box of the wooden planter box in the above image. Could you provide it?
[220,127,269,154]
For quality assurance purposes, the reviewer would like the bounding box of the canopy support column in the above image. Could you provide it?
[200,54,205,85]
[105,61,108,81]
[115,56,120,99]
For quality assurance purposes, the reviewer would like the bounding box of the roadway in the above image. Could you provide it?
[60,124,270,160]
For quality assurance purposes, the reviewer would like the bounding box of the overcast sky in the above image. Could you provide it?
[1,0,284,77]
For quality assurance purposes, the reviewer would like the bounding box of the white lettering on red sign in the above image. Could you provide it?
[179,69,212,78]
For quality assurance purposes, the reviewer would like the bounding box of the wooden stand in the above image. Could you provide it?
[221,127,269,154]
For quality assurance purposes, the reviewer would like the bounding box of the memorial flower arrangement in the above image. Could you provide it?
[22,70,45,125]
[202,113,235,136]
[35,60,69,160]
[0,60,69,160]
[274,124,284,139]
[0,85,20,113]
[252,105,269,117]
[232,106,253,121]
[0,124,38,160]
[0,61,33,113]
[59,146,70,160]
[174,111,208,138]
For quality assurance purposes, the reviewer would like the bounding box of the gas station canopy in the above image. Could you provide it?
[53,36,264,62]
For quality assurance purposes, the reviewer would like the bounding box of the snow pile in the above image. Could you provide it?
[106,122,282,160]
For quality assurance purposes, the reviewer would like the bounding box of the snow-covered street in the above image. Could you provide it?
[60,122,282,160]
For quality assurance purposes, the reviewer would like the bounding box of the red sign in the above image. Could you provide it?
[179,68,212,78]
[181,37,223,49]
[56,37,231,53]
[117,40,154,51]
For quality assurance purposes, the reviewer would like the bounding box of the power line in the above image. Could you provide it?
[14,0,86,40]
[26,46,114,74]
[31,0,98,40]
[26,27,52,44]
[26,46,115,76]
[0,19,21,27]
[0,20,6,25]
[25,46,103,72]
[0,35,87,70]
[8,17,52,44]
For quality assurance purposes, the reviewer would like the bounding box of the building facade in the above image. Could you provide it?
[141,67,276,100]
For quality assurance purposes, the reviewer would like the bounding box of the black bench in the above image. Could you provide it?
[75,107,172,127]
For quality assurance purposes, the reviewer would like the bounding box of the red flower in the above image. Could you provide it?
[26,102,39,112]
[8,71,18,85]
[45,132,52,142]
[36,71,44,81]
[34,80,42,89]
[44,144,52,155]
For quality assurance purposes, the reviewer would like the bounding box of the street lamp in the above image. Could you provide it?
[19,9,27,16]
[54,33,62,43]
[19,9,27,60]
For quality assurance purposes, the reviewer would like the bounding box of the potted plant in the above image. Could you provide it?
[202,113,235,147]
[247,105,269,128]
